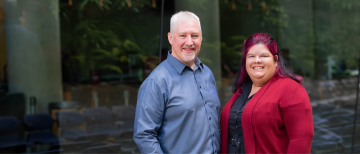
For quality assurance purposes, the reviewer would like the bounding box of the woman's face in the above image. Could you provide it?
[246,44,278,86]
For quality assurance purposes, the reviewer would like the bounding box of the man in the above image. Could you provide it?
[133,11,221,153]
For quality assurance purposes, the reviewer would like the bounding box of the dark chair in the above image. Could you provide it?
[56,111,87,140]
[30,149,62,154]
[49,140,92,153]
[111,105,137,152]
[84,107,137,151]
[117,138,138,153]
[56,110,108,145]
[80,143,121,154]
[0,116,31,153]
[111,105,135,130]
[0,93,26,136]
[84,107,125,137]
[48,101,80,139]
[23,113,60,145]
[48,101,80,115]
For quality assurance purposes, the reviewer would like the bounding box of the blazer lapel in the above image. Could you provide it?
[242,77,277,154]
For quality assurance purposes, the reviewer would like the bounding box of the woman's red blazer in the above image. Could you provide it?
[220,76,314,153]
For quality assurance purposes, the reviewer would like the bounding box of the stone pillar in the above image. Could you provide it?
[4,0,62,114]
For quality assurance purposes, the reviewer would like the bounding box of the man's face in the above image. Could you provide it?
[168,19,202,66]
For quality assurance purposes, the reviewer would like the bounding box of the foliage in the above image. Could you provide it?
[60,0,158,79]
[328,0,360,10]
[220,36,246,71]
[220,0,359,79]
[219,0,287,75]
[324,0,360,69]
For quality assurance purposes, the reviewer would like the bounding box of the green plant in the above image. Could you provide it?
[60,0,158,79]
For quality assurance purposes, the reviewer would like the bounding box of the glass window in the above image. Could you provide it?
[0,0,359,153]
[1,0,161,153]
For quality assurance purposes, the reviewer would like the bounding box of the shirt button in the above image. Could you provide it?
[237,111,239,114]
[209,117,211,120]
[200,86,201,88]
[213,133,215,137]
[235,126,237,129]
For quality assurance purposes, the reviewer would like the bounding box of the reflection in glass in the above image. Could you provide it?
[1,0,161,153]
[0,0,359,153]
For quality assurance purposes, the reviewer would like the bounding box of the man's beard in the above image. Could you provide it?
[181,45,196,62]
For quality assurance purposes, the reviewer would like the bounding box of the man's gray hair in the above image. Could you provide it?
[170,11,202,34]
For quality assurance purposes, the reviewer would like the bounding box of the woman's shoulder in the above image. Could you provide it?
[274,77,302,87]
[272,77,307,94]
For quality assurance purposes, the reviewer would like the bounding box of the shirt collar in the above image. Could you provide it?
[167,50,203,74]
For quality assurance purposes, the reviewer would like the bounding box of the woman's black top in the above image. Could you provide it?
[227,81,254,154]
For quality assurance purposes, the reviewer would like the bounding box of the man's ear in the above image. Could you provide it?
[168,32,172,45]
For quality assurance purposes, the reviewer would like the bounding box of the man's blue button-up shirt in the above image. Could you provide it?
[134,51,221,154]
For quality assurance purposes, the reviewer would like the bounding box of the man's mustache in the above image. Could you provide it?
[182,45,195,49]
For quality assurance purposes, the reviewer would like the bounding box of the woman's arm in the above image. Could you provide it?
[281,85,314,153]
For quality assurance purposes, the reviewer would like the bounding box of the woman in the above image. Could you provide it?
[220,33,314,154]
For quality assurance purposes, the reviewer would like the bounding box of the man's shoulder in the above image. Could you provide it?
[144,60,171,83]
[201,63,212,72]
[200,63,216,80]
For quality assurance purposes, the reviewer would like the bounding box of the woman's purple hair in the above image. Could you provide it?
[233,33,301,93]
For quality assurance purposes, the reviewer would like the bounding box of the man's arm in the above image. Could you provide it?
[133,77,165,153]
